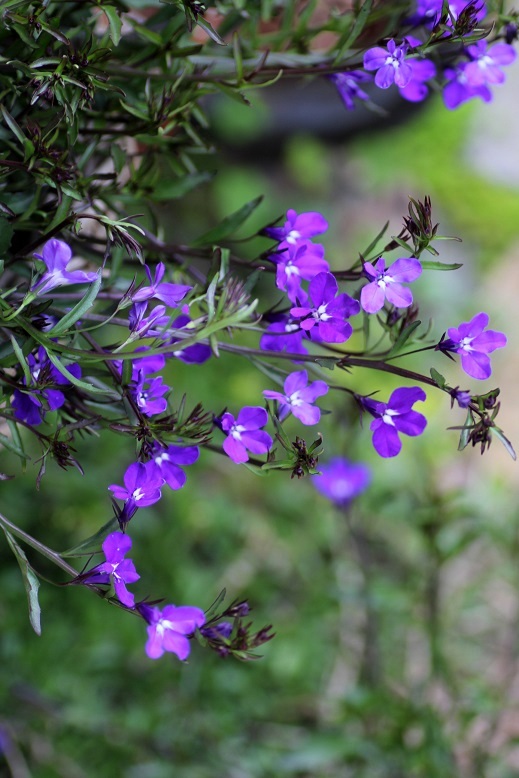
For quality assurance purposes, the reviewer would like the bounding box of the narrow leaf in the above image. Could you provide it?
[45,350,111,395]
[421,260,463,271]
[192,196,263,247]
[4,529,41,635]
[104,6,123,46]
[491,426,517,460]
[430,367,446,389]
[61,517,119,557]
[48,273,102,336]
[457,409,474,451]
[387,320,422,357]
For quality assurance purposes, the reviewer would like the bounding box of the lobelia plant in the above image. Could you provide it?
[0,0,516,668]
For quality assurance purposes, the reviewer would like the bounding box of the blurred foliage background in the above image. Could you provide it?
[3,14,519,778]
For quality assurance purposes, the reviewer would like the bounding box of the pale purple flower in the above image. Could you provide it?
[271,241,329,302]
[129,302,169,337]
[263,370,328,425]
[443,63,492,109]
[260,315,308,356]
[327,71,372,110]
[312,457,371,505]
[399,58,436,101]
[441,312,507,380]
[109,461,163,507]
[12,347,81,425]
[131,375,170,416]
[221,406,273,463]
[360,257,422,314]
[463,40,516,87]
[83,532,140,608]
[364,39,412,89]
[290,272,360,343]
[139,602,206,660]
[367,386,427,458]
[264,209,328,245]
[147,443,200,490]
[450,388,472,408]
[132,262,191,308]
[31,239,98,295]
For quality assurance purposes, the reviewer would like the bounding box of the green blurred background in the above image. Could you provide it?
[2,74,519,777]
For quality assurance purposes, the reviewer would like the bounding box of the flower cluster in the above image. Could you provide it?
[326,4,517,112]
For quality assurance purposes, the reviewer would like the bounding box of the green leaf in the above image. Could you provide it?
[152,172,213,201]
[61,517,119,557]
[0,218,14,258]
[361,220,389,260]
[195,15,226,45]
[104,6,123,46]
[192,196,263,247]
[458,409,474,451]
[0,428,27,459]
[430,367,446,389]
[420,260,463,271]
[4,529,41,635]
[48,273,102,336]
[387,320,422,357]
[491,426,517,461]
[44,350,112,395]
[334,0,373,61]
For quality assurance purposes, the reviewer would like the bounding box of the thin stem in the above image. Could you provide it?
[0,512,78,578]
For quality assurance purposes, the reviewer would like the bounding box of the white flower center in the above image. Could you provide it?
[286,230,301,245]
[460,336,474,352]
[382,409,399,426]
[288,391,304,407]
[133,487,145,501]
[314,304,331,321]
[154,453,170,466]
[231,424,246,440]
[285,263,300,277]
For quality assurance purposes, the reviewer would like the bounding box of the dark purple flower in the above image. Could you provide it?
[11,347,81,425]
[263,370,328,425]
[147,443,200,490]
[364,39,412,89]
[109,461,163,508]
[441,312,506,380]
[399,58,436,102]
[463,40,516,86]
[368,386,427,458]
[271,241,329,302]
[132,263,191,308]
[291,272,360,343]
[138,602,206,660]
[312,457,371,505]
[264,209,328,245]
[327,71,372,110]
[130,375,170,416]
[360,257,422,314]
[221,406,273,463]
[413,0,487,26]
[83,531,140,608]
[260,315,308,356]
[166,314,212,364]
[443,63,493,109]
[31,239,97,295]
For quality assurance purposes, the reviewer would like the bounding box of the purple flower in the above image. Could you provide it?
[166,314,212,364]
[138,602,206,660]
[263,370,328,425]
[12,347,81,425]
[131,375,170,416]
[264,209,328,245]
[363,39,412,89]
[399,58,436,102]
[132,263,191,308]
[31,239,98,295]
[443,63,493,109]
[221,406,273,463]
[327,71,372,110]
[450,388,472,408]
[129,302,169,337]
[360,257,422,314]
[109,461,163,508]
[312,457,371,505]
[83,532,140,608]
[260,315,308,356]
[271,241,330,302]
[441,312,507,380]
[290,272,360,343]
[414,0,487,25]
[367,386,427,458]
[147,443,200,490]
[463,40,516,87]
